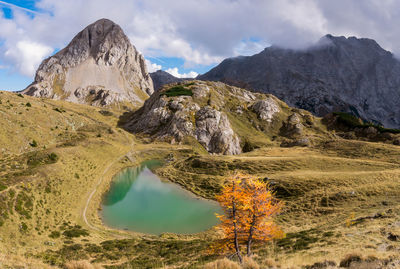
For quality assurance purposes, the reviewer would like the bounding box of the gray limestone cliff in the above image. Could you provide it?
[23,18,153,106]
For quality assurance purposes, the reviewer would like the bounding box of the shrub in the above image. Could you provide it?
[339,254,362,267]
[49,231,61,238]
[17,93,24,98]
[30,140,38,147]
[25,102,31,107]
[20,222,28,231]
[334,112,400,134]
[0,182,6,191]
[99,110,113,116]
[62,225,89,238]
[48,153,59,162]
[53,107,65,113]
[163,85,193,97]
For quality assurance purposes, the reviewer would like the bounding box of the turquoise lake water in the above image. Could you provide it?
[101,161,222,235]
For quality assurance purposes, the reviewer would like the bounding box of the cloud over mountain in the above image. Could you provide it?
[1,0,400,79]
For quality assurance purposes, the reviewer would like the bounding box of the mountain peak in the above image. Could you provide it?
[55,18,131,68]
[23,19,153,106]
[319,34,383,50]
[199,34,400,128]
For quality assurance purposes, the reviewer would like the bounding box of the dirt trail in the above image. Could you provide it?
[82,134,134,231]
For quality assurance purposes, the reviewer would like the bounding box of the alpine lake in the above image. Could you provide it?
[101,160,222,235]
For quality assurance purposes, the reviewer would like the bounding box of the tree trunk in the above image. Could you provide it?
[246,211,256,256]
[232,183,242,263]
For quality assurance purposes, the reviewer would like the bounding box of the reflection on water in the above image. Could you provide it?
[101,160,222,235]
[102,160,162,206]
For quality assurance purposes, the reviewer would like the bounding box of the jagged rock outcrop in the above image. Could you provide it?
[23,18,153,106]
[199,34,400,128]
[195,107,241,155]
[124,81,241,155]
[250,97,280,122]
[150,70,186,91]
[284,113,304,137]
[123,81,321,154]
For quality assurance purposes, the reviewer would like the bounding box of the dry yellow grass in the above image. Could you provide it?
[0,253,56,269]
[65,260,104,269]
[1,90,400,268]
[203,258,241,269]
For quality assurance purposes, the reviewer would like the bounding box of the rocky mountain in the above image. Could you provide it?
[123,80,321,155]
[150,70,184,91]
[22,18,153,106]
[199,34,400,128]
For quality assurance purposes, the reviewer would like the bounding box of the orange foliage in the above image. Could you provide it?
[212,173,284,260]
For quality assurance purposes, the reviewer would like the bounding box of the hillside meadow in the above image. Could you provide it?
[0,90,400,268]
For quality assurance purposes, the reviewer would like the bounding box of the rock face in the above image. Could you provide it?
[150,70,184,91]
[23,18,153,106]
[124,81,241,155]
[250,97,280,122]
[195,107,241,155]
[199,34,400,128]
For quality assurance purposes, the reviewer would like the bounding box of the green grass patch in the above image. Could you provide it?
[334,112,400,134]
[49,231,61,239]
[29,140,38,147]
[26,151,58,167]
[53,107,65,113]
[163,85,193,97]
[15,191,33,219]
[276,229,320,252]
[0,182,6,191]
[62,225,89,238]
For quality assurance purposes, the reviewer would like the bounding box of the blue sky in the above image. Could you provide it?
[0,0,221,91]
[1,0,400,92]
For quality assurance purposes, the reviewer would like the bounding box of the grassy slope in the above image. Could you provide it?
[1,90,400,268]
[158,141,400,267]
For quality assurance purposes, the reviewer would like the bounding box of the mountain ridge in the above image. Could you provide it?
[150,70,185,91]
[199,34,400,128]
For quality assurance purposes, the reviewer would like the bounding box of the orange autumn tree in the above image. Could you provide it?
[213,173,284,262]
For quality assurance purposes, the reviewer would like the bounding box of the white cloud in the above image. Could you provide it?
[2,0,400,80]
[145,59,162,72]
[4,40,52,76]
[233,39,270,56]
[165,67,198,78]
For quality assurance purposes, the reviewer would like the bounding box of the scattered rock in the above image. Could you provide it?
[250,97,280,122]
[305,260,336,269]
[280,137,310,147]
[339,254,362,267]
